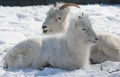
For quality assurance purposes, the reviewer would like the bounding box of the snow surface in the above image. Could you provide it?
[0,4,120,77]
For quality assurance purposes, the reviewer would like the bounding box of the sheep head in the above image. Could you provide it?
[67,13,98,45]
[42,3,80,34]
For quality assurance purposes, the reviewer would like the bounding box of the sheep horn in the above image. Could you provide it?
[60,3,80,10]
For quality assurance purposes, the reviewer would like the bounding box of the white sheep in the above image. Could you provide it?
[42,3,120,64]
[42,2,81,34]
[91,32,120,63]
[3,7,98,70]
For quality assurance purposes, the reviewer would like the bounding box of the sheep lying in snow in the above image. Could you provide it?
[42,3,81,34]
[42,3,120,63]
[3,7,98,70]
[91,32,120,63]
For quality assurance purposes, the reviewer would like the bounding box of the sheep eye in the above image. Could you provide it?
[58,17,62,20]
[82,28,86,31]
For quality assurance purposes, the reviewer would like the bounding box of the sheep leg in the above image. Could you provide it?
[32,55,47,70]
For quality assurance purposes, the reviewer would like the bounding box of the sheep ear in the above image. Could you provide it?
[54,2,58,7]
[59,7,70,14]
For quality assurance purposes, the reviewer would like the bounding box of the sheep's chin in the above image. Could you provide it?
[42,29,55,34]
[89,41,97,46]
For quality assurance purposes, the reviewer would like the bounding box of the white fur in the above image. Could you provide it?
[3,11,97,70]
[42,3,120,64]
[42,2,82,34]
[91,32,120,63]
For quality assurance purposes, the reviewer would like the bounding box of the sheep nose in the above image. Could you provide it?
[95,37,98,41]
[42,25,47,29]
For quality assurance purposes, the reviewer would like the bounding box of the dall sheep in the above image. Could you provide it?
[42,2,120,64]
[3,4,98,70]
[91,32,120,63]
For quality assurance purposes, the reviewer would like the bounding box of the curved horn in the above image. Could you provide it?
[60,3,80,10]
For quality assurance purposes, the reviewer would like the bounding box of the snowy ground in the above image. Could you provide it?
[0,4,120,77]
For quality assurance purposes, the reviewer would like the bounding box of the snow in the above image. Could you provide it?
[0,4,120,77]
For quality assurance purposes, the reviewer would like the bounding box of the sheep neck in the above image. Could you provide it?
[64,24,91,67]
[65,29,91,55]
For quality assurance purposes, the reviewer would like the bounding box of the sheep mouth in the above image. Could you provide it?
[43,30,48,33]
[88,40,97,45]
[42,29,54,34]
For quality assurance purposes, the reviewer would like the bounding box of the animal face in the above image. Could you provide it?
[42,4,69,34]
[42,3,80,34]
[70,13,98,45]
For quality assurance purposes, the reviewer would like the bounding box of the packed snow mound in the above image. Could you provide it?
[0,61,120,77]
[0,4,120,77]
